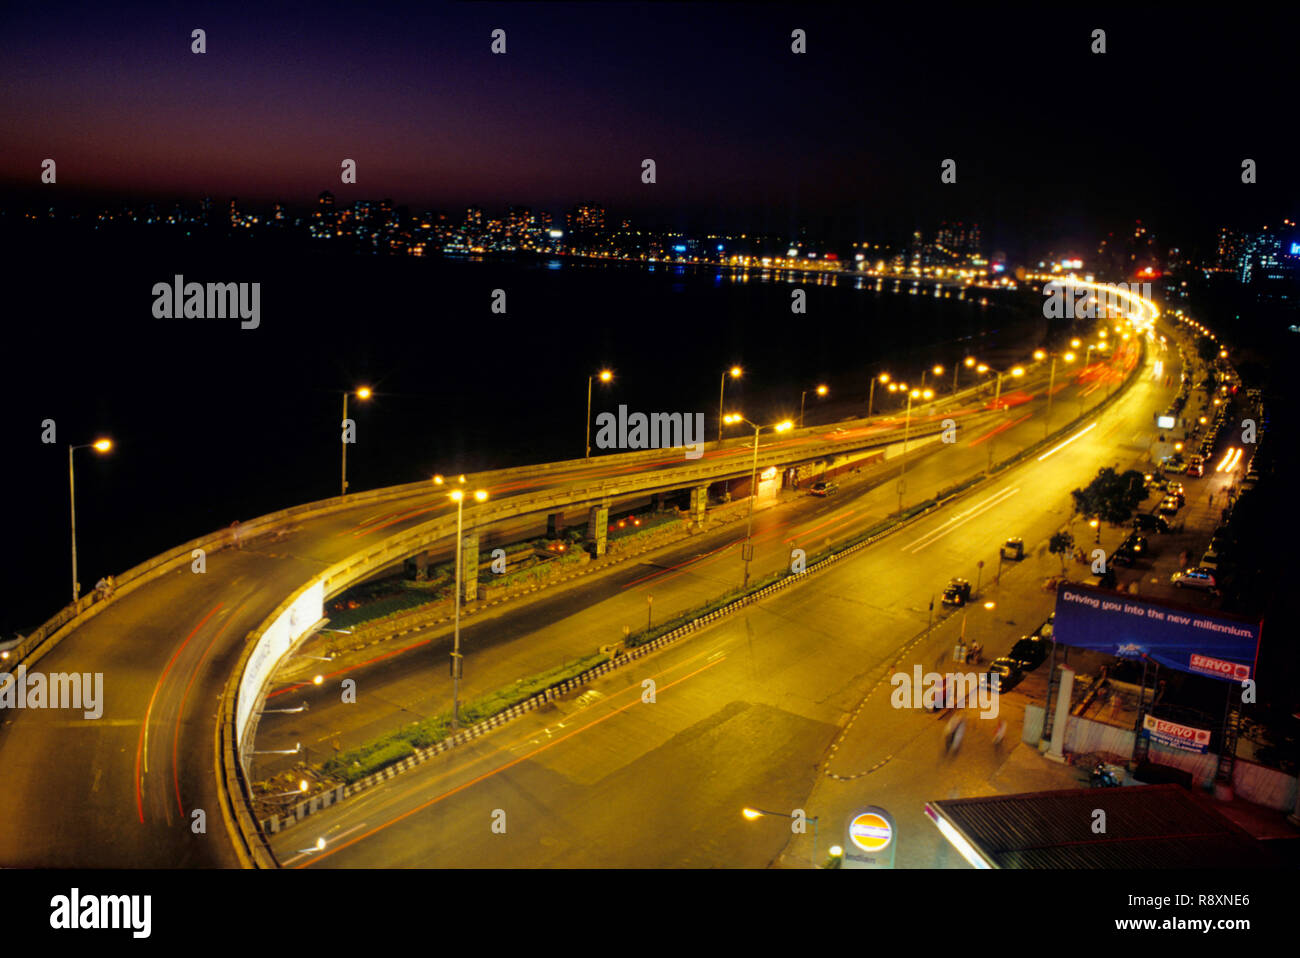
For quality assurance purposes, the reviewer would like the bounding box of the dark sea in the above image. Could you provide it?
[2,220,1044,634]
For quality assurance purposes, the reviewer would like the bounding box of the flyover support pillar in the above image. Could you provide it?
[587,504,609,557]
[460,532,480,601]
[689,486,708,527]
[546,512,564,540]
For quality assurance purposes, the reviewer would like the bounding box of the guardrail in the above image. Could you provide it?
[241,348,1145,846]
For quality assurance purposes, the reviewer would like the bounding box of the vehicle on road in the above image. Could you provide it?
[1132,512,1170,533]
[1084,567,1119,590]
[1157,496,1181,516]
[809,480,839,497]
[1113,533,1149,566]
[1171,567,1217,591]
[985,657,1023,692]
[1186,455,1204,477]
[1000,537,1025,561]
[1165,481,1185,503]
[942,577,972,606]
[1007,635,1049,670]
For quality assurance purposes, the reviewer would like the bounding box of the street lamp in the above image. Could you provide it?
[867,372,890,418]
[983,366,1025,470]
[742,806,820,868]
[897,388,933,513]
[724,413,793,588]
[800,384,828,428]
[586,368,613,458]
[920,364,944,391]
[955,355,976,393]
[69,437,113,603]
[449,484,489,731]
[341,386,372,497]
[718,365,742,443]
[1039,350,1077,438]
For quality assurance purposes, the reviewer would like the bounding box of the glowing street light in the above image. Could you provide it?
[449,486,488,730]
[68,437,114,604]
[729,416,793,588]
[341,385,372,497]
[800,383,828,427]
[586,368,614,458]
[742,806,821,868]
[718,366,743,443]
[868,372,890,417]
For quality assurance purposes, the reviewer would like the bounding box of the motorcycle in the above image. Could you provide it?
[1089,762,1122,788]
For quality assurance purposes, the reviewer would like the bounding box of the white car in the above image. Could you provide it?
[1171,567,1216,591]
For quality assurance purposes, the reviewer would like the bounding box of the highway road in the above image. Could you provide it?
[250,346,1137,786]
[266,335,1168,866]
[0,364,1047,867]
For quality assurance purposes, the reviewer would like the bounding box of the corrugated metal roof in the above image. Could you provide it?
[928,784,1283,868]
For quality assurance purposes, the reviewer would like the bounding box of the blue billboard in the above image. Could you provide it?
[1052,584,1260,682]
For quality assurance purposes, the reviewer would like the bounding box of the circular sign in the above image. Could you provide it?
[849,812,892,852]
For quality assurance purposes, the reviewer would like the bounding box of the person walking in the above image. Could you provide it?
[992,719,1007,746]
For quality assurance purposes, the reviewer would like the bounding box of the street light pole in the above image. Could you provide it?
[1044,356,1057,439]
[898,389,930,513]
[585,369,613,458]
[341,386,371,497]
[719,366,741,444]
[448,485,488,732]
[451,489,464,731]
[868,373,889,418]
[743,422,760,589]
[68,438,113,604]
[68,445,79,604]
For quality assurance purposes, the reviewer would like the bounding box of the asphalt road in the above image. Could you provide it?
[271,336,1171,866]
[0,375,1028,867]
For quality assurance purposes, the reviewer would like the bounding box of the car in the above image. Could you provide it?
[1000,537,1025,561]
[1132,512,1171,533]
[1113,533,1149,566]
[1157,497,1181,516]
[1033,613,1055,641]
[809,480,839,497]
[1007,636,1049,670]
[1186,458,1205,478]
[985,657,1023,692]
[1165,453,1186,470]
[1165,481,1185,502]
[1171,567,1217,591]
[1200,549,1220,570]
[942,577,972,606]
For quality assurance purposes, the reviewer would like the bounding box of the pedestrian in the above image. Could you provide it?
[992,719,1007,746]
[1208,492,1214,508]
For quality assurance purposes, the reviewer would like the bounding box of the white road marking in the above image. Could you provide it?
[901,486,1021,554]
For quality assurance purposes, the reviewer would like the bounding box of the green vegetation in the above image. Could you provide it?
[1071,467,1147,526]
[320,651,609,784]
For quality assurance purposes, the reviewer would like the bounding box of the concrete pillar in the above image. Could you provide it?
[587,505,609,556]
[689,485,708,525]
[546,512,564,539]
[460,532,479,601]
[1047,665,1075,761]
[651,493,665,512]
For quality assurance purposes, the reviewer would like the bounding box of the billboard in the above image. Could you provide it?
[1052,583,1259,681]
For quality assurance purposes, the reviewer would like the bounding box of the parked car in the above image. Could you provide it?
[942,577,972,606]
[1200,549,1220,570]
[1113,533,1149,566]
[1000,537,1025,561]
[1171,567,1217,591]
[1132,512,1170,533]
[1007,636,1049,670]
[1084,567,1119,590]
[985,657,1024,692]
[809,480,839,497]
[1165,481,1185,502]
[1157,496,1182,516]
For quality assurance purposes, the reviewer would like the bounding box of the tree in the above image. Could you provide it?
[1071,467,1147,526]
[1048,530,1075,573]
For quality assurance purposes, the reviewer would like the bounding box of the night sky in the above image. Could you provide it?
[2,3,1297,254]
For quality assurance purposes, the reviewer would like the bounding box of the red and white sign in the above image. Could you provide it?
[1188,653,1251,682]
[1143,715,1212,752]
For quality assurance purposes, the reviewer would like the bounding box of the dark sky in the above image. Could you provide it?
[2,2,1297,251]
